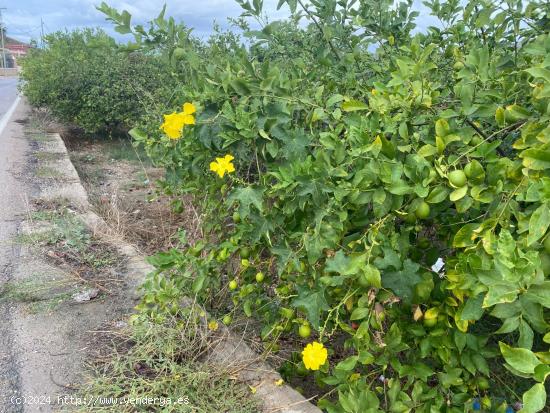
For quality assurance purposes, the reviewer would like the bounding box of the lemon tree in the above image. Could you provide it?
[23,0,550,411]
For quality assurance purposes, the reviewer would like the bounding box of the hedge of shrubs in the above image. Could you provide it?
[19,28,171,135]
[23,0,550,411]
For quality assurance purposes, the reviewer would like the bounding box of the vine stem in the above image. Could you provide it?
[296,0,341,60]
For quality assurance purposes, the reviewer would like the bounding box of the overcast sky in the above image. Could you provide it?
[2,0,438,44]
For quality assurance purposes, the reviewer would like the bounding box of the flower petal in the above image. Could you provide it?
[182,114,195,125]
[182,102,196,115]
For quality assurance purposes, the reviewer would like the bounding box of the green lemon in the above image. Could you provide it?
[470,136,483,146]
[417,237,430,249]
[280,308,295,319]
[423,316,438,328]
[404,213,417,224]
[541,252,550,275]
[228,280,238,290]
[543,236,550,254]
[172,47,185,60]
[255,271,265,283]
[298,324,311,338]
[222,315,232,325]
[415,201,430,219]
[241,259,250,268]
[476,377,490,390]
[448,169,467,188]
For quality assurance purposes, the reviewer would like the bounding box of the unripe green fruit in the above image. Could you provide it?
[229,280,238,290]
[471,136,483,146]
[415,202,430,219]
[240,247,250,259]
[476,377,490,390]
[423,316,438,327]
[404,213,417,224]
[255,271,265,283]
[541,252,550,275]
[464,162,475,178]
[298,324,311,338]
[222,315,232,325]
[417,237,430,249]
[172,47,185,60]
[448,170,467,188]
[233,211,241,223]
[280,308,294,319]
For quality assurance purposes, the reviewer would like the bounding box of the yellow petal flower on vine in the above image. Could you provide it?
[209,154,235,178]
[182,102,196,115]
[160,112,186,139]
[182,114,195,125]
[302,341,328,371]
[159,103,196,139]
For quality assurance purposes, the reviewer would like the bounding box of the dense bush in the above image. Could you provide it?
[19,29,171,134]
[102,0,550,411]
[23,0,550,411]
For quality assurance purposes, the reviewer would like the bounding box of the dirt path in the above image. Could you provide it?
[0,99,135,412]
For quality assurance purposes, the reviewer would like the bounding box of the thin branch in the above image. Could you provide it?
[296,0,341,60]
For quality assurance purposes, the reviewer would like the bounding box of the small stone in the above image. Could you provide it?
[114,320,128,329]
[72,288,100,302]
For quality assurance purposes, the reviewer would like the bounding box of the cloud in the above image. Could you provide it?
[3,0,438,44]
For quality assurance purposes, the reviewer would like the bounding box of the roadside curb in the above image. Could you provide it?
[41,131,323,413]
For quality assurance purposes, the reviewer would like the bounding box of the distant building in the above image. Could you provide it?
[0,36,31,68]
[5,36,31,63]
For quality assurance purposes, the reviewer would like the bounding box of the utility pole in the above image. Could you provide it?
[40,18,44,49]
[0,8,6,69]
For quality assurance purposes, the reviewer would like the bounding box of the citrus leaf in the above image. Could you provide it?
[342,100,368,112]
[527,203,550,246]
[499,342,541,375]
[518,383,546,413]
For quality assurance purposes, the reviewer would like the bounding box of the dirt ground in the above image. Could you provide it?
[61,130,202,256]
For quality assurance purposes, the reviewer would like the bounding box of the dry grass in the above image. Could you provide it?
[80,305,259,413]
[62,132,203,255]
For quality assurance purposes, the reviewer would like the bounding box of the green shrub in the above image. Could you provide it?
[19,29,171,135]
[38,0,550,411]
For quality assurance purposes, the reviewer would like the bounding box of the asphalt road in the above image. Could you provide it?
[0,78,19,119]
[0,77,25,412]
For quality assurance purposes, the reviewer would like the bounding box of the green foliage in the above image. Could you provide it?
[24,0,550,411]
[19,29,171,135]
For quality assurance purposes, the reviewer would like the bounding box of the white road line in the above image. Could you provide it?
[0,95,21,137]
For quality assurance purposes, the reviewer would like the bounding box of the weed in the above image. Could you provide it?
[35,166,64,179]
[34,151,64,162]
[79,308,259,413]
[22,205,119,270]
[0,278,77,313]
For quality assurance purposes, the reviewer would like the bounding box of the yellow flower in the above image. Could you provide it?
[181,102,196,126]
[160,112,186,139]
[159,102,196,139]
[302,341,328,371]
[183,102,196,115]
[209,154,235,178]
[207,320,219,331]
